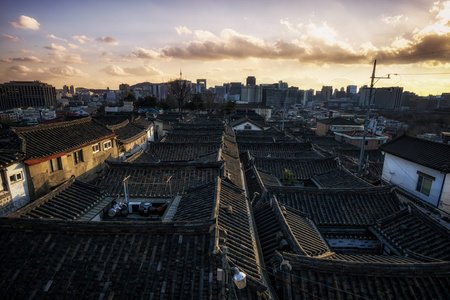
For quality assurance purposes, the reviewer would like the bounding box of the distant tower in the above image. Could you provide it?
[246,76,256,86]
[196,79,207,93]
[180,69,182,80]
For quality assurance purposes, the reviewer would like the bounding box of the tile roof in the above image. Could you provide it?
[252,157,339,180]
[11,117,116,160]
[143,142,222,162]
[274,251,450,300]
[254,199,331,264]
[8,176,106,220]
[97,161,223,197]
[237,142,313,158]
[108,120,147,143]
[380,134,450,172]
[369,205,450,261]
[0,219,224,299]
[311,168,373,188]
[172,180,218,222]
[264,186,403,227]
[317,117,359,125]
[319,252,421,264]
[162,132,224,143]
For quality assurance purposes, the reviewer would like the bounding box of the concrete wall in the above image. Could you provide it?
[27,138,117,199]
[382,153,449,212]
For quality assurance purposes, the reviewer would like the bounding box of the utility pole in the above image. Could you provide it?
[358,60,376,175]
[358,59,389,176]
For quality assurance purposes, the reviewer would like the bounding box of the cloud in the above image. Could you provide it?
[96,37,119,45]
[72,35,93,44]
[47,52,84,64]
[101,65,129,76]
[123,65,162,76]
[175,26,193,35]
[49,66,87,77]
[0,59,12,63]
[9,65,34,74]
[128,47,159,59]
[2,33,19,42]
[68,43,80,49]
[8,65,86,79]
[10,56,44,63]
[10,15,40,30]
[44,43,67,52]
[381,15,408,26]
[101,64,162,76]
[47,34,67,42]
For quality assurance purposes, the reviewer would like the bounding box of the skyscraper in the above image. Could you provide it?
[0,81,57,110]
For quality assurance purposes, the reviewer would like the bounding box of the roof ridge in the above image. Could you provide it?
[12,116,92,133]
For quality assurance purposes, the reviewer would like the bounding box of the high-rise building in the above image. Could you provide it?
[0,81,57,110]
[359,86,404,110]
[321,86,333,101]
[69,85,74,94]
[246,76,256,86]
[196,79,206,93]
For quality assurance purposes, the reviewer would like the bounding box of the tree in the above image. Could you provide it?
[168,79,192,112]
[280,169,295,186]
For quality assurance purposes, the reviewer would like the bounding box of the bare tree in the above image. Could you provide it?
[169,79,192,112]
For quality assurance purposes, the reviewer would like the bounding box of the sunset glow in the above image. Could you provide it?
[1,0,450,95]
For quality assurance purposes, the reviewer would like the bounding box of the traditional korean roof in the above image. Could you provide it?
[380,134,450,172]
[264,186,403,227]
[252,157,339,180]
[171,177,271,296]
[170,126,225,136]
[273,251,450,300]
[0,149,25,168]
[221,128,244,189]
[237,142,313,158]
[317,117,359,125]
[254,199,331,264]
[97,161,223,197]
[369,205,450,261]
[108,120,146,144]
[8,176,105,220]
[318,252,421,264]
[230,117,265,130]
[0,219,223,299]
[162,132,223,143]
[311,168,373,188]
[153,142,221,162]
[11,116,116,161]
[172,180,218,222]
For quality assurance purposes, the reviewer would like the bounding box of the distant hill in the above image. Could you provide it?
[130,82,154,89]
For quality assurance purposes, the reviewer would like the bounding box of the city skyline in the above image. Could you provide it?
[1,0,450,95]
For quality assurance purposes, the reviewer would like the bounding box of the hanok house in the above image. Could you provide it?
[380,134,450,213]
[94,114,155,161]
[315,117,362,136]
[11,116,117,199]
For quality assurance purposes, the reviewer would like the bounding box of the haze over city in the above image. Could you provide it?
[1,0,450,95]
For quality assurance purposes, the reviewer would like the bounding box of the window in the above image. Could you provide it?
[73,150,84,164]
[48,157,62,172]
[244,124,252,130]
[103,140,112,150]
[9,171,24,183]
[92,143,100,153]
[416,172,434,196]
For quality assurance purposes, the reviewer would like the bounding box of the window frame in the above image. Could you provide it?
[103,140,112,150]
[416,171,434,196]
[48,157,63,172]
[92,143,100,153]
[9,171,24,183]
[73,149,84,164]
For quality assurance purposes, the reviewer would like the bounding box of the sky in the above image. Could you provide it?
[1,0,450,96]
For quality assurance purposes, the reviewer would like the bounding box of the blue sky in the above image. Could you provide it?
[1,0,450,95]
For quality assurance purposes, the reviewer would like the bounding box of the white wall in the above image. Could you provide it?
[7,162,30,209]
[233,122,262,131]
[382,153,448,211]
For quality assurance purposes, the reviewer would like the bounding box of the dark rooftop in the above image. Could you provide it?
[380,134,450,172]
